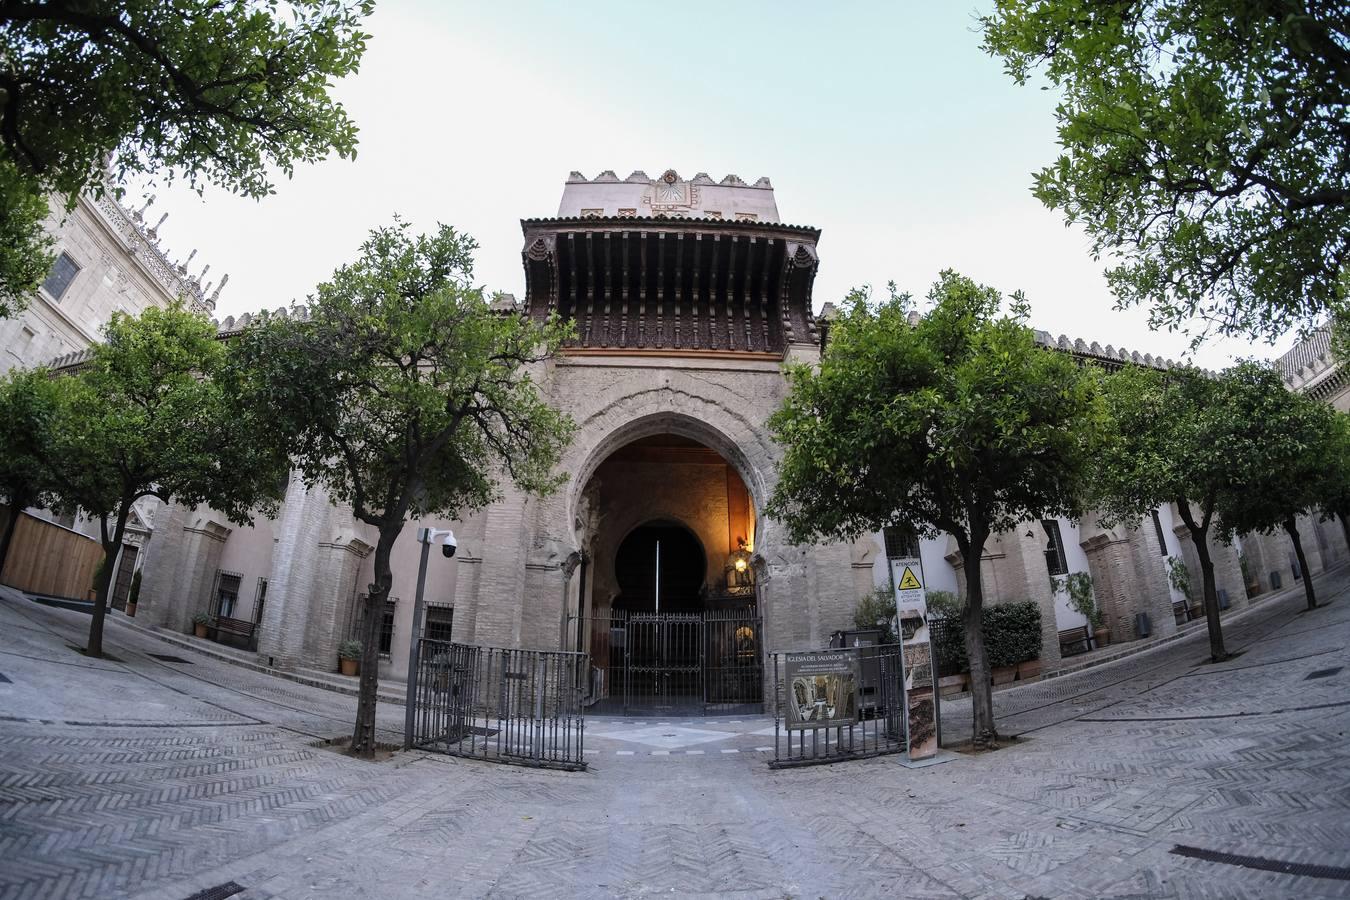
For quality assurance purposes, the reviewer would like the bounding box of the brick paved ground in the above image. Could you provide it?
[1,572,1348,900]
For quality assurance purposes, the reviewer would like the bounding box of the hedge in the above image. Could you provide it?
[929,600,1041,674]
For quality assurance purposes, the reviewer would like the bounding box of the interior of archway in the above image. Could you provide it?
[576,432,761,713]
[581,433,756,616]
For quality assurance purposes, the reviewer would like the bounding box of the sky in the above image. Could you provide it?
[141,0,1301,369]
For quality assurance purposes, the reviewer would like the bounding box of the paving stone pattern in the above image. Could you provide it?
[0,574,1348,899]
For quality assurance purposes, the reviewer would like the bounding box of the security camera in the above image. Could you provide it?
[440,530,458,558]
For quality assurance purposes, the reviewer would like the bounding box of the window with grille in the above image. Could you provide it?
[41,252,80,301]
[882,526,919,559]
[1151,510,1168,556]
[379,600,396,656]
[1041,520,1068,576]
[214,571,242,618]
[424,605,453,643]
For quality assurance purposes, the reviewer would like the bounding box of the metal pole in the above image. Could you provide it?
[403,531,432,750]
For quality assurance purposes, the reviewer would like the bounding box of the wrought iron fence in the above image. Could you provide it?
[407,639,587,770]
[768,643,906,767]
[568,607,764,715]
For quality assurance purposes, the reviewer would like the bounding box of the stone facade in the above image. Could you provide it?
[131,172,1350,694]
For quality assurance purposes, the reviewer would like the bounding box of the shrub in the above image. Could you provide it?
[926,589,962,619]
[191,612,212,626]
[983,601,1042,666]
[929,599,1041,673]
[853,586,898,643]
[338,639,362,660]
[128,569,142,605]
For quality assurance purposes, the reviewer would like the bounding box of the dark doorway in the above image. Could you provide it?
[613,524,706,614]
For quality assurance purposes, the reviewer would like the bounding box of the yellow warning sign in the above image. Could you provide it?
[897,566,922,591]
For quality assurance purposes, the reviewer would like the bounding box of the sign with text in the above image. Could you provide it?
[891,556,927,612]
[783,650,860,730]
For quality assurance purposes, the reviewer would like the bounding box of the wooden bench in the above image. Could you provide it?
[213,616,258,650]
[1058,625,1091,657]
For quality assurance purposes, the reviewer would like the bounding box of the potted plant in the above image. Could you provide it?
[125,570,141,617]
[1058,572,1108,649]
[191,612,211,639]
[338,639,362,676]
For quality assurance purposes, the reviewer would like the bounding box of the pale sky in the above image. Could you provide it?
[140,0,1301,369]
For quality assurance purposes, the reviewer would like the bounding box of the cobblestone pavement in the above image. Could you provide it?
[1,573,1348,900]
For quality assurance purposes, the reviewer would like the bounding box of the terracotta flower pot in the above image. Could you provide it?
[339,657,359,677]
[938,673,968,697]
[193,624,208,638]
[1016,658,1042,681]
[1093,627,1111,649]
[992,664,1017,685]
[125,602,137,618]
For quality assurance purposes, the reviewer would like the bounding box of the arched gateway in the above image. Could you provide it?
[136,169,871,718]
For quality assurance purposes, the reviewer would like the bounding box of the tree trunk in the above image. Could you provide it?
[351,527,397,758]
[960,532,997,749]
[0,496,25,583]
[1285,517,1316,611]
[1188,528,1226,662]
[86,507,129,659]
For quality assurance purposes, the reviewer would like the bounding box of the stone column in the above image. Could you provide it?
[257,473,328,669]
[140,507,231,635]
[136,499,189,629]
[302,530,373,669]
[471,486,529,647]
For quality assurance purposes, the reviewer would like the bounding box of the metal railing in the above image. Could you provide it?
[569,607,764,715]
[768,644,906,768]
[407,639,588,770]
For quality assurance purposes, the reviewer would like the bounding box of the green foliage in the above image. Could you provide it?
[983,601,1043,668]
[235,220,576,532]
[926,589,962,620]
[1054,571,1101,629]
[1094,365,1229,532]
[0,0,372,318]
[1168,556,1195,605]
[233,218,575,755]
[128,569,142,605]
[192,612,212,626]
[0,159,53,318]
[930,601,1042,672]
[45,302,290,656]
[338,639,362,660]
[1209,364,1347,542]
[0,366,62,515]
[982,1,1350,343]
[853,586,898,644]
[768,272,1104,549]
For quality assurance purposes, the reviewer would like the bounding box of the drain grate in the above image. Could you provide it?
[148,653,194,664]
[181,881,245,900]
[1171,845,1350,881]
[1306,666,1343,680]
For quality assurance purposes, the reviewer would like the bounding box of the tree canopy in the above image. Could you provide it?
[1092,362,1305,659]
[0,365,63,573]
[234,220,575,757]
[47,302,289,657]
[1210,364,1348,609]
[767,271,1104,746]
[982,1,1350,344]
[0,0,372,314]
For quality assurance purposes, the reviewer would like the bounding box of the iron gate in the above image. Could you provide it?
[407,639,587,770]
[570,607,764,715]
